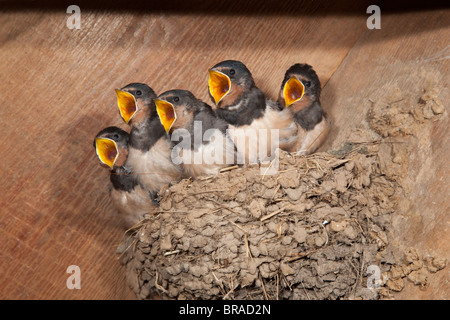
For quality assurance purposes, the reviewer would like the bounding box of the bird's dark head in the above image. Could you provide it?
[93,126,129,169]
[208,60,255,108]
[155,89,209,134]
[279,63,321,109]
[115,83,157,126]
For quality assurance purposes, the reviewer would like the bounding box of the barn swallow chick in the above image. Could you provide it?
[155,89,237,178]
[278,63,329,155]
[94,126,157,229]
[115,83,184,192]
[208,60,296,164]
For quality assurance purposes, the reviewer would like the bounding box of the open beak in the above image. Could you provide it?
[95,137,119,169]
[115,89,137,124]
[208,69,231,104]
[154,99,176,134]
[283,76,305,107]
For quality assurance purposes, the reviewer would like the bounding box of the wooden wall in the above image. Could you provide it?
[0,1,448,299]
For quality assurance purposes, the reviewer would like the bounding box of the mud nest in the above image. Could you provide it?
[120,84,446,300]
[120,147,407,300]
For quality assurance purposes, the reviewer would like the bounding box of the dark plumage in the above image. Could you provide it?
[278,63,329,154]
[115,83,184,192]
[117,83,165,151]
[293,102,325,131]
[208,60,296,163]
[93,126,157,228]
[280,64,321,100]
[155,89,237,177]
[93,126,137,192]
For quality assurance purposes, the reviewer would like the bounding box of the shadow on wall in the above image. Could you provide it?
[1,0,448,16]
[48,112,128,240]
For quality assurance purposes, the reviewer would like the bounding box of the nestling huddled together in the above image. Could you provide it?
[93,60,329,228]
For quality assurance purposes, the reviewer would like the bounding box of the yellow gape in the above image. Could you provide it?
[115,89,138,124]
[208,69,231,104]
[154,99,177,134]
[95,137,119,168]
[283,76,305,107]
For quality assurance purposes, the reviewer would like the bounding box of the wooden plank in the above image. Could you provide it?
[0,3,370,299]
[2,1,446,300]
[320,8,449,299]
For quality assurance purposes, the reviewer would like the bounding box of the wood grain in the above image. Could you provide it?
[0,2,447,299]
[0,2,369,299]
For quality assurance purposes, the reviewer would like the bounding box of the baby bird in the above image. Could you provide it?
[154,89,237,178]
[115,83,184,192]
[208,60,296,164]
[278,63,329,155]
[94,126,157,229]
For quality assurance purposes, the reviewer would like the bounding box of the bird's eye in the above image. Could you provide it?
[136,90,142,96]
[229,69,235,76]
[113,134,119,140]
[173,97,179,102]
[304,81,311,88]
